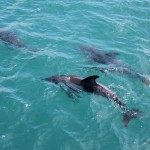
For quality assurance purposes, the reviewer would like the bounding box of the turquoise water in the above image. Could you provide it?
[0,0,150,150]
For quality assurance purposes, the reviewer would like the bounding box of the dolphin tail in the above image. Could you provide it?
[123,109,143,127]
[136,73,150,85]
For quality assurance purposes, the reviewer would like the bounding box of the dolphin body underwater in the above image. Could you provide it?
[0,29,37,51]
[43,75,143,127]
[79,45,150,85]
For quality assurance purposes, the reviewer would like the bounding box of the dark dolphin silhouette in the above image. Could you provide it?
[0,29,26,48]
[0,29,37,51]
[79,45,150,85]
[79,45,124,66]
[43,75,143,127]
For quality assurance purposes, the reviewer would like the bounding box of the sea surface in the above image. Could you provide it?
[0,1,150,150]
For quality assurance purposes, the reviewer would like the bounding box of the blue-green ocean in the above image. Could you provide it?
[0,1,150,150]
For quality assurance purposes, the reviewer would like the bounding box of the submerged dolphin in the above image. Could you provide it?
[82,66,150,85]
[43,75,143,127]
[79,45,124,66]
[79,45,150,85]
[0,29,37,51]
[0,30,26,48]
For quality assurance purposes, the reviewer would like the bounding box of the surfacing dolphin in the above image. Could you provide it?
[0,29,37,51]
[79,45,150,85]
[43,75,143,127]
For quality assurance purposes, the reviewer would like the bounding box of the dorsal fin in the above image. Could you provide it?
[81,75,99,86]
[81,75,99,92]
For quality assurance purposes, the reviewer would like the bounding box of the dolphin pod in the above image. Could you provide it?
[1,29,145,127]
[43,75,143,127]
[79,45,150,85]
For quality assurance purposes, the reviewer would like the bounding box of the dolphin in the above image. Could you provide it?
[0,30,26,47]
[43,75,143,127]
[79,45,150,85]
[0,29,37,51]
[79,45,124,67]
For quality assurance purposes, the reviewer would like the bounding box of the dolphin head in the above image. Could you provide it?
[42,76,60,84]
[42,75,71,84]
